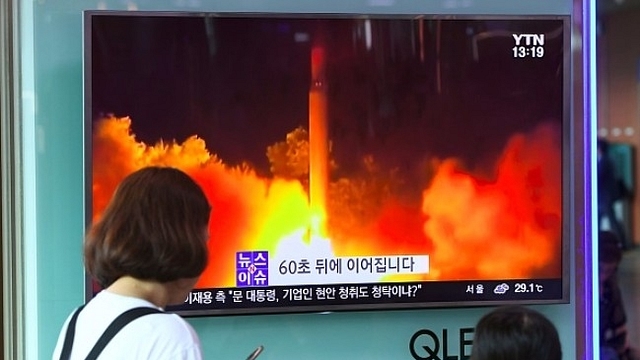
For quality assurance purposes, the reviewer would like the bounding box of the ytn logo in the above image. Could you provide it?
[512,34,545,46]
[409,328,474,360]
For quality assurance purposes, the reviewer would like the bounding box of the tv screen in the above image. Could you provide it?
[84,11,570,316]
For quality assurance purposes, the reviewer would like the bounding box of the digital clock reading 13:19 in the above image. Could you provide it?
[512,33,545,58]
[513,46,544,58]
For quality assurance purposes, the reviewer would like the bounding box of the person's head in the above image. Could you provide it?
[599,230,622,284]
[84,166,211,289]
[597,138,610,159]
[471,305,562,360]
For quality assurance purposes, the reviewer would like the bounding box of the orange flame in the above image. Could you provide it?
[421,123,562,280]
[93,116,313,287]
[92,116,562,288]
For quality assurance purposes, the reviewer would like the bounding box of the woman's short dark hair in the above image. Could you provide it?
[85,166,211,287]
[471,305,562,360]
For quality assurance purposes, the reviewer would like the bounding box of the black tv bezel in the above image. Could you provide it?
[83,10,572,317]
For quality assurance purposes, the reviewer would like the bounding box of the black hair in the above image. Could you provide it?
[597,137,610,153]
[471,305,562,360]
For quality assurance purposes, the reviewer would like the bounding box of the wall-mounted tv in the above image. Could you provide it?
[84,11,570,316]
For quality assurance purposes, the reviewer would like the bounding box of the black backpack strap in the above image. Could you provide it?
[59,306,164,360]
[59,305,86,360]
[85,307,164,360]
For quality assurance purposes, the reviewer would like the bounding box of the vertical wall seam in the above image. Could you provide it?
[1,0,25,358]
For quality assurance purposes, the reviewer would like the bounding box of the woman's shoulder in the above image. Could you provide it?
[141,311,197,334]
[87,291,200,342]
[114,311,202,357]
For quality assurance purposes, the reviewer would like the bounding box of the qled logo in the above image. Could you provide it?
[408,328,474,360]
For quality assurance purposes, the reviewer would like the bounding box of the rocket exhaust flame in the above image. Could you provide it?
[421,123,562,280]
[92,116,561,288]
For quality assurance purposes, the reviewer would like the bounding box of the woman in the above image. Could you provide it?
[471,305,562,360]
[53,166,211,359]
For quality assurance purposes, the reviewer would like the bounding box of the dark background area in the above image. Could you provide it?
[89,15,565,178]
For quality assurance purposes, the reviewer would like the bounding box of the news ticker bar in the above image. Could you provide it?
[169,279,563,313]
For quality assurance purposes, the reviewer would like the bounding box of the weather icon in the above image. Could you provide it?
[493,283,510,294]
